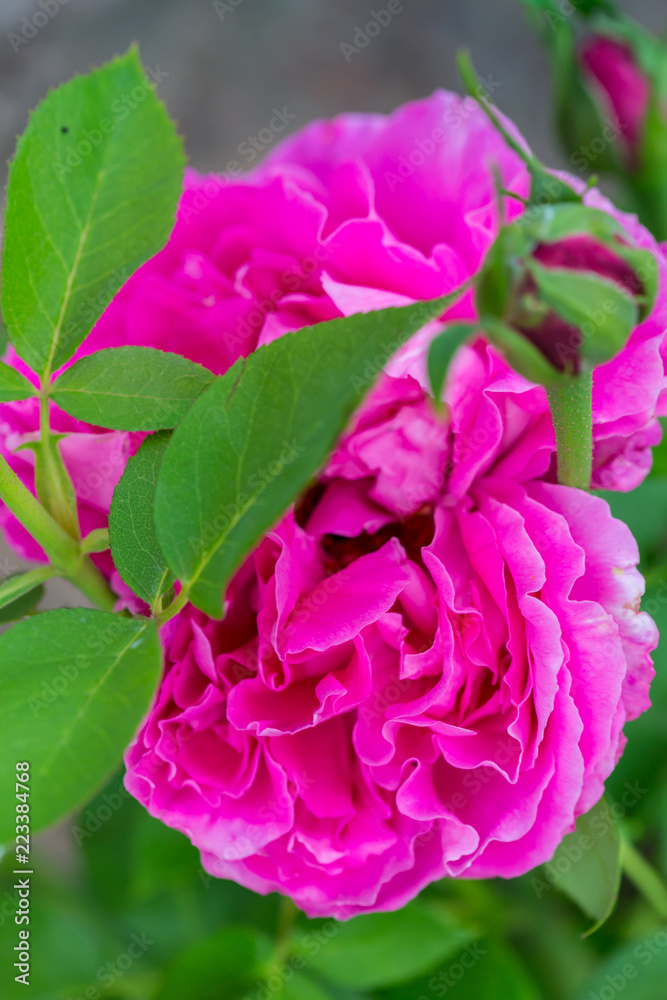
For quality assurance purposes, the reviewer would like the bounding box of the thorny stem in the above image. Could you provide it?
[546,373,593,491]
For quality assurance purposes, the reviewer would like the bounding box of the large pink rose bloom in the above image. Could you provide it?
[125,383,657,916]
[0,92,661,914]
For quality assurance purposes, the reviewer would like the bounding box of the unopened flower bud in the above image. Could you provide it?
[476,204,656,382]
[580,35,651,168]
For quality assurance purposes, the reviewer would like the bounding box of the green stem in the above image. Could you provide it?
[36,392,81,539]
[0,453,116,612]
[0,453,79,567]
[74,556,118,613]
[269,897,299,972]
[0,564,56,606]
[546,373,593,491]
[156,585,190,625]
[621,838,667,922]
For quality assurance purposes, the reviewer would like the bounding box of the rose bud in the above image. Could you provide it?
[580,35,651,170]
[521,6,667,237]
[475,203,657,383]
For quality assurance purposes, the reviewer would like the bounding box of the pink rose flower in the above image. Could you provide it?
[580,35,651,166]
[0,91,662,914]
[125,443,656,916]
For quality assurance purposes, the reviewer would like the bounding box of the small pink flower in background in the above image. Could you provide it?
[580,35,651,165]
[0,91,664,914]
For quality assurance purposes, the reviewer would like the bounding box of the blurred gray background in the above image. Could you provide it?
[0,0,664,606]
[1,0,665,182]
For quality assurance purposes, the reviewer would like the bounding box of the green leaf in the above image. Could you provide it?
[75,770,145,913]
[0,566,51,621]
[0,879,121,1000]
[378,938,539,1000]
[154,295,455,617]
[574,934,667,1000]
[52,347,216,431]
[292,902,475,990]
[1,48,184,377]
[527,262,638,367]
[428,323,476,402]
[129,804,207,902]
[544,795,621,936]
[0,608,161,840]
[109,430,174,607]
[275,974,334,1000]
[154,927,267,1000]
[76,777,250,959]
[0,362,35,402]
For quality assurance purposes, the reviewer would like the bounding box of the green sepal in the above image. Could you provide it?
[482,317,566,386]
[527,261,638,366]
[532,203,626,244]
[476,225,532,319]
[609,243,658,320]
[528,167,581,208]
